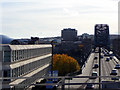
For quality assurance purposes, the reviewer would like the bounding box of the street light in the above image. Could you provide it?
[51,41,54,70]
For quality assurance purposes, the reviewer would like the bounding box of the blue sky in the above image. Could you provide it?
[1,0,119,39]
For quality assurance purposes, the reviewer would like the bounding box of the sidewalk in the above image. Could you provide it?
[64,53,95,89]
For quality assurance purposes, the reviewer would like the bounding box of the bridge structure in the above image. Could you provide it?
[94,24,110,89]
[94,24,110,48]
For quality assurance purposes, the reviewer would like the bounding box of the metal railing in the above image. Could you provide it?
[1,76,120,89]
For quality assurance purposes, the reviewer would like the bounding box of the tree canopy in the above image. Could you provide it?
[52,54,80,76]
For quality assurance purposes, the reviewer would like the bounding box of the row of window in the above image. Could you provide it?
[11,56,51,78]
[3,47,52,62]
[3,57,51,83]
[14,67,49,89]
[3,56,51,82]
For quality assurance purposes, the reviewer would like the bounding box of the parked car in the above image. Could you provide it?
[93,64,99,68]
[107,52,109,54]
[110,69,117,75]
[111,76,119,80]
[106,58,110,61]
[110,56,113,59]
[85,83,94,89]
[104,54,107,56]
[115,64,120,69]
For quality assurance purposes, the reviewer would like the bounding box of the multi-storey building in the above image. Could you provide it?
[0,44,52,89]
[61,28,77,41]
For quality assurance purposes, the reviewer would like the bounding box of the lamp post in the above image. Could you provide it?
[99,47,101,90]
[51,41,54,71]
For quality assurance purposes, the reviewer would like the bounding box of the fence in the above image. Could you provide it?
[1,76,120,90]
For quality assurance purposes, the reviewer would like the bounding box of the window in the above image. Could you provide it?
[16,50,19,60]
[14,50,17,61]
[3,69,10,81]
[22,50,25,59]
[24,50,27,59]
[11,51,14,62]
[4,51,11,62]
[27,49,30,58]
[20,66,22,76]
[3,70,10,77]
[19,50,22,60]
[15,68,18,77]
[12,69,15,77]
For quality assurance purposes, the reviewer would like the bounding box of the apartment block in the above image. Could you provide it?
[0,44,52,89]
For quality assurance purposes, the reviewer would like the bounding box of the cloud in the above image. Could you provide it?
[1,0,118,38]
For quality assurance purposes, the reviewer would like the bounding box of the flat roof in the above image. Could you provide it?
[1,44,52,50]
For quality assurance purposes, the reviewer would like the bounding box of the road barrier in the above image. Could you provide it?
[1,76,120,89]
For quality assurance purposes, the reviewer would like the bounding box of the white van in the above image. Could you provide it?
[89,71,97,79]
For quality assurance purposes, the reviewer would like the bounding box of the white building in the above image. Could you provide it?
[0,44,52,89]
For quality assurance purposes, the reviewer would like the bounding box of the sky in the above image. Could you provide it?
[1,0,119,39]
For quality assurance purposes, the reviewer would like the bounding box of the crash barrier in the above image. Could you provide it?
[1,76,120,90]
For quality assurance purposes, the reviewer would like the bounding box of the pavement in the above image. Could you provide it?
[64,53,95,89]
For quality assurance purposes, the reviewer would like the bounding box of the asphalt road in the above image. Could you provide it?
[64,48,120,89]
[64,52,96,89]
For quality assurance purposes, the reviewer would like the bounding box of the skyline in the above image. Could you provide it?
[1,0,119,39]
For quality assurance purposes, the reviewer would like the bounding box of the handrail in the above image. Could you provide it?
[1,75,120,79]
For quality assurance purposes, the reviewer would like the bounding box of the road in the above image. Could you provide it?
[64,48,120,89]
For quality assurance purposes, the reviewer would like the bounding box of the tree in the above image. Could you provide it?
[52,54,80,76]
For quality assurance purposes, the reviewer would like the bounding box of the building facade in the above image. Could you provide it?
[61,28,77,41]
[0,44,52,89]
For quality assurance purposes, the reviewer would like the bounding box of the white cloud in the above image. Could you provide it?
[1,0,118,38]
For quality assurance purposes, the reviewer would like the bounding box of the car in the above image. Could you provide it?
[85,83,94,89]
[93,64,99,68]
[110,56,113,59]
[111,76,119,80]
[110,69,117,75]
[107,52,109,54]
[89,71,97,79]
[104,54,108,56]
[100,55,103,58]
[94,57,98,60]
[115,64,120,69]
[106,58,110,61]
[104,53,110,56]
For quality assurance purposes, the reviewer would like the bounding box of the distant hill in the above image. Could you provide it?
[0,35,13,44]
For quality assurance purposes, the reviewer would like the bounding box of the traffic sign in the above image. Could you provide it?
[52,70,58,82]
[46,81,53,89]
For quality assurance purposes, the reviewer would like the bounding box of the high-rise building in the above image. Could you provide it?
[0,44,52,89]
[61,28,77,41]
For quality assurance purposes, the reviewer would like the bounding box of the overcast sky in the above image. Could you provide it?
[1,0,119,39]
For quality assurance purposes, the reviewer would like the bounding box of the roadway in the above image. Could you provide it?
[64,51,96,89]
[64,48,120,89]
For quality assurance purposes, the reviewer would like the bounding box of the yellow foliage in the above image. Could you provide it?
[52,54,80,75]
